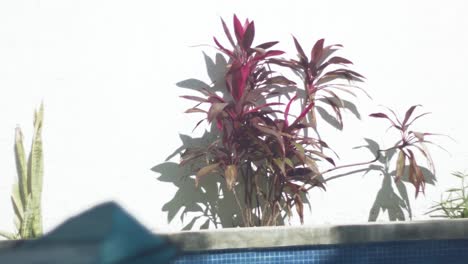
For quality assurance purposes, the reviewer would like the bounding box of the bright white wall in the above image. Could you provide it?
[1,0,467,233]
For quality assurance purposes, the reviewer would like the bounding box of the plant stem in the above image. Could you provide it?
[232,187,248,227]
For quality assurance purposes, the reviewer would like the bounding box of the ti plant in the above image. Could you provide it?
[0,104,44,239]
[426,171,468,218]
[178,15,444,227]
[369,105,445,197]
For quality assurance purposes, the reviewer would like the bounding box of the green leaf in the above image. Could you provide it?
[273,158,285,176]
[19,194,34,239]
[14,127,28,207]
[284,158,294,169]
[30,104,44,200]
[0,231,17,240]
[293,143,306,162]
[29,103,44,236]
[11,183,24,222]
[446,188,462,192]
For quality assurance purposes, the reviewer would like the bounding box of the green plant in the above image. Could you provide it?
[426,171,468,218]
[177,15,444,227]
[0,104,44,239]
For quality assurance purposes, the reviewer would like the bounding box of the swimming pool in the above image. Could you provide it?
[170,219,468,263]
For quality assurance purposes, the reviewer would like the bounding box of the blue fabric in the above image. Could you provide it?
[0,202,178,264]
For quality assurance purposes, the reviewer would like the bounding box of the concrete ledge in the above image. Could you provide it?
[0,240,22,250]
[2,219,468,253]
[167,219,468,251]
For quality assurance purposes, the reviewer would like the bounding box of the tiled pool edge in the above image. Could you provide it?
[166,219,468,251]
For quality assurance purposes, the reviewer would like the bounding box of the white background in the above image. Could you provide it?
[0,0,467,233]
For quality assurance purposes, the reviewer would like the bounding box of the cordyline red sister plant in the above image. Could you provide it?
[179,15,443,227]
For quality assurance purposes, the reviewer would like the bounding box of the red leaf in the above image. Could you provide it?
[216,119,223,130]
[318,70,365,84]
[255,41,279,50]
[405,112,431,128]
[254,50,285,62]
[292,36,307,62]
[369,112,402,130]
[402,105,421,128]
[316,44,343,65]
[264,50,285,57]
[213,37,234,57]
[369,113,390,119]
[244,102,283,115]
[407,149,425,198]
[220,17,235,47]
[207,94,226,103]
[180,95,209,103]
[233,15,244,42]
[327,69,365,79]
[291,101,315,127]
[327,56,353,65]
[242,21,255,49]
[311,38,325,63]
[284,95,297,127]
[317,56,354,72]
[192,119,205,132]
[185,108,207,114]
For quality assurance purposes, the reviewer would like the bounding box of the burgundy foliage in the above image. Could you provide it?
[178,15,443,227]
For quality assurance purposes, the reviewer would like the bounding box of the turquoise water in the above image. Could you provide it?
[175,239,468,264]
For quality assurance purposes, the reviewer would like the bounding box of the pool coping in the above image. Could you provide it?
[1,219,468,252]
[166,219,468,251]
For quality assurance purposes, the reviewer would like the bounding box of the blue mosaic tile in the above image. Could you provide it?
[174,239,468,263]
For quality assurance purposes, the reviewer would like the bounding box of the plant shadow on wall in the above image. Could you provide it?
[152,54,245,229]
[153,15,446,229]
[152,130,243,229]
[354,138,436,221]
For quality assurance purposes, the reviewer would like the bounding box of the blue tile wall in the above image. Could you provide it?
[175,239,468,264]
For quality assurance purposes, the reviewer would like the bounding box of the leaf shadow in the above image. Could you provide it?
[175,52,229,98]
[152,130,243,230]
[315,98,361,131]
[355,138,437,222]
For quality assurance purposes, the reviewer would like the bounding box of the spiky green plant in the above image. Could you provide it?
[426,171,468,218]
[0,104,44,239]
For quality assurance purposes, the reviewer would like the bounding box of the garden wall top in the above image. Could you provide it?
[167,219,468,251]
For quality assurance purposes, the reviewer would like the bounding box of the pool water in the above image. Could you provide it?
[175,239,468,264]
